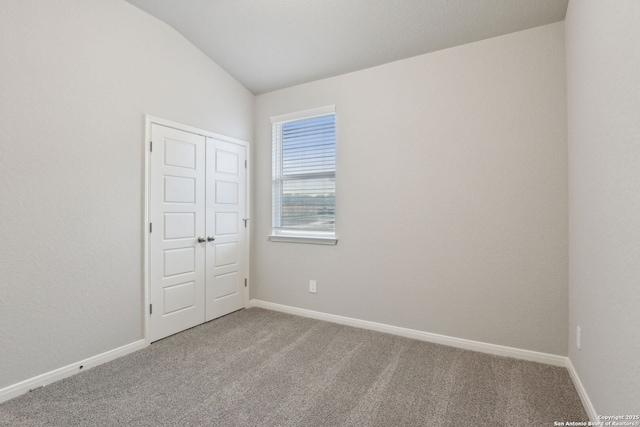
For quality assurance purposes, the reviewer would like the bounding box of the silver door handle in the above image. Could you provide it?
[197,236,206,243]
[207,236,215,242]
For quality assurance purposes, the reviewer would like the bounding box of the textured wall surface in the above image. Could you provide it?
[0,0,253,389]
[253,23,568,355]
[566,0,640,415]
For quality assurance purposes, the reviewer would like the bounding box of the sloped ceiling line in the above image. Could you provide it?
[125,0,568,94]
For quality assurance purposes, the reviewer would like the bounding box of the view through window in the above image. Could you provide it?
[272,107,336,240]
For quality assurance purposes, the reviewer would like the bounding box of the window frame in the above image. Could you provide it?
[269,105,337,245]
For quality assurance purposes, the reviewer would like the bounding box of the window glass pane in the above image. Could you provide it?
[281,177,335,229]
[272,109,336,238]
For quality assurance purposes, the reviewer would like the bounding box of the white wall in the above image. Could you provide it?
[566,0,640,415]
[253,23,568,355]
[0,0,253,389]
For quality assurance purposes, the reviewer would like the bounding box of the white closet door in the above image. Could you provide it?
[149,124,206,342]
[205,137,247,321]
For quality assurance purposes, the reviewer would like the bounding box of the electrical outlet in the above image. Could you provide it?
[309,280,316,293]
[576,326,581,350]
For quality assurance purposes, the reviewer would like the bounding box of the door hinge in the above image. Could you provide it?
[243,218,249,228]
[244,278,247,287]
[149,304,152,315]
[149,222,152,233]
[150,141,153,152]
[245,160,247,168]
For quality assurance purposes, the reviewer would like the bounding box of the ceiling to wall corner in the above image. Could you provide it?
[125,0,568,95]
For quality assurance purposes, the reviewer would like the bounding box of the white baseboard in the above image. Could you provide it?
[249,300,601,417]
[0,339,147,404]
[565,358,598,422]
[2,305,597,422]
[248,300,604,417]
[248,299,567,367]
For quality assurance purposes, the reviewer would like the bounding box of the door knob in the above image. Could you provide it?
[197,236,206,243]
[207,236,215,242]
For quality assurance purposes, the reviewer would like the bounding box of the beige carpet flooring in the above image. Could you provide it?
[0,307,588,426]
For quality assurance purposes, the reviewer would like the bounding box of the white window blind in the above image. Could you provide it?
[271,106,336,244]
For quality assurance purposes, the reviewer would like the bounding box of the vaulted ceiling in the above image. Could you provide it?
[125,0,568,94]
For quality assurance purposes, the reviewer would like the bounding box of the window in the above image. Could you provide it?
[270,106,337,245]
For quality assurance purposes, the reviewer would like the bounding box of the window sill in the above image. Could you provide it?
[268,235,338,246]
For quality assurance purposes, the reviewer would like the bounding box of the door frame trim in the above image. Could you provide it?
[143,115,251,345]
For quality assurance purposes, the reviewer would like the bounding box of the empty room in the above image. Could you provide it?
[1,0,638,425]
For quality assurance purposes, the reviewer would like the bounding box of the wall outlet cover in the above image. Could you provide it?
[576,326,581,350]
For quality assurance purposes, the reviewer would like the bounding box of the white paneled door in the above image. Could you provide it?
[149,124,247,342]
[206,138,246,321]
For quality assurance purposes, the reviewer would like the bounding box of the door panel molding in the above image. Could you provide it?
[205,137,246,321]
[144,116,250,344]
